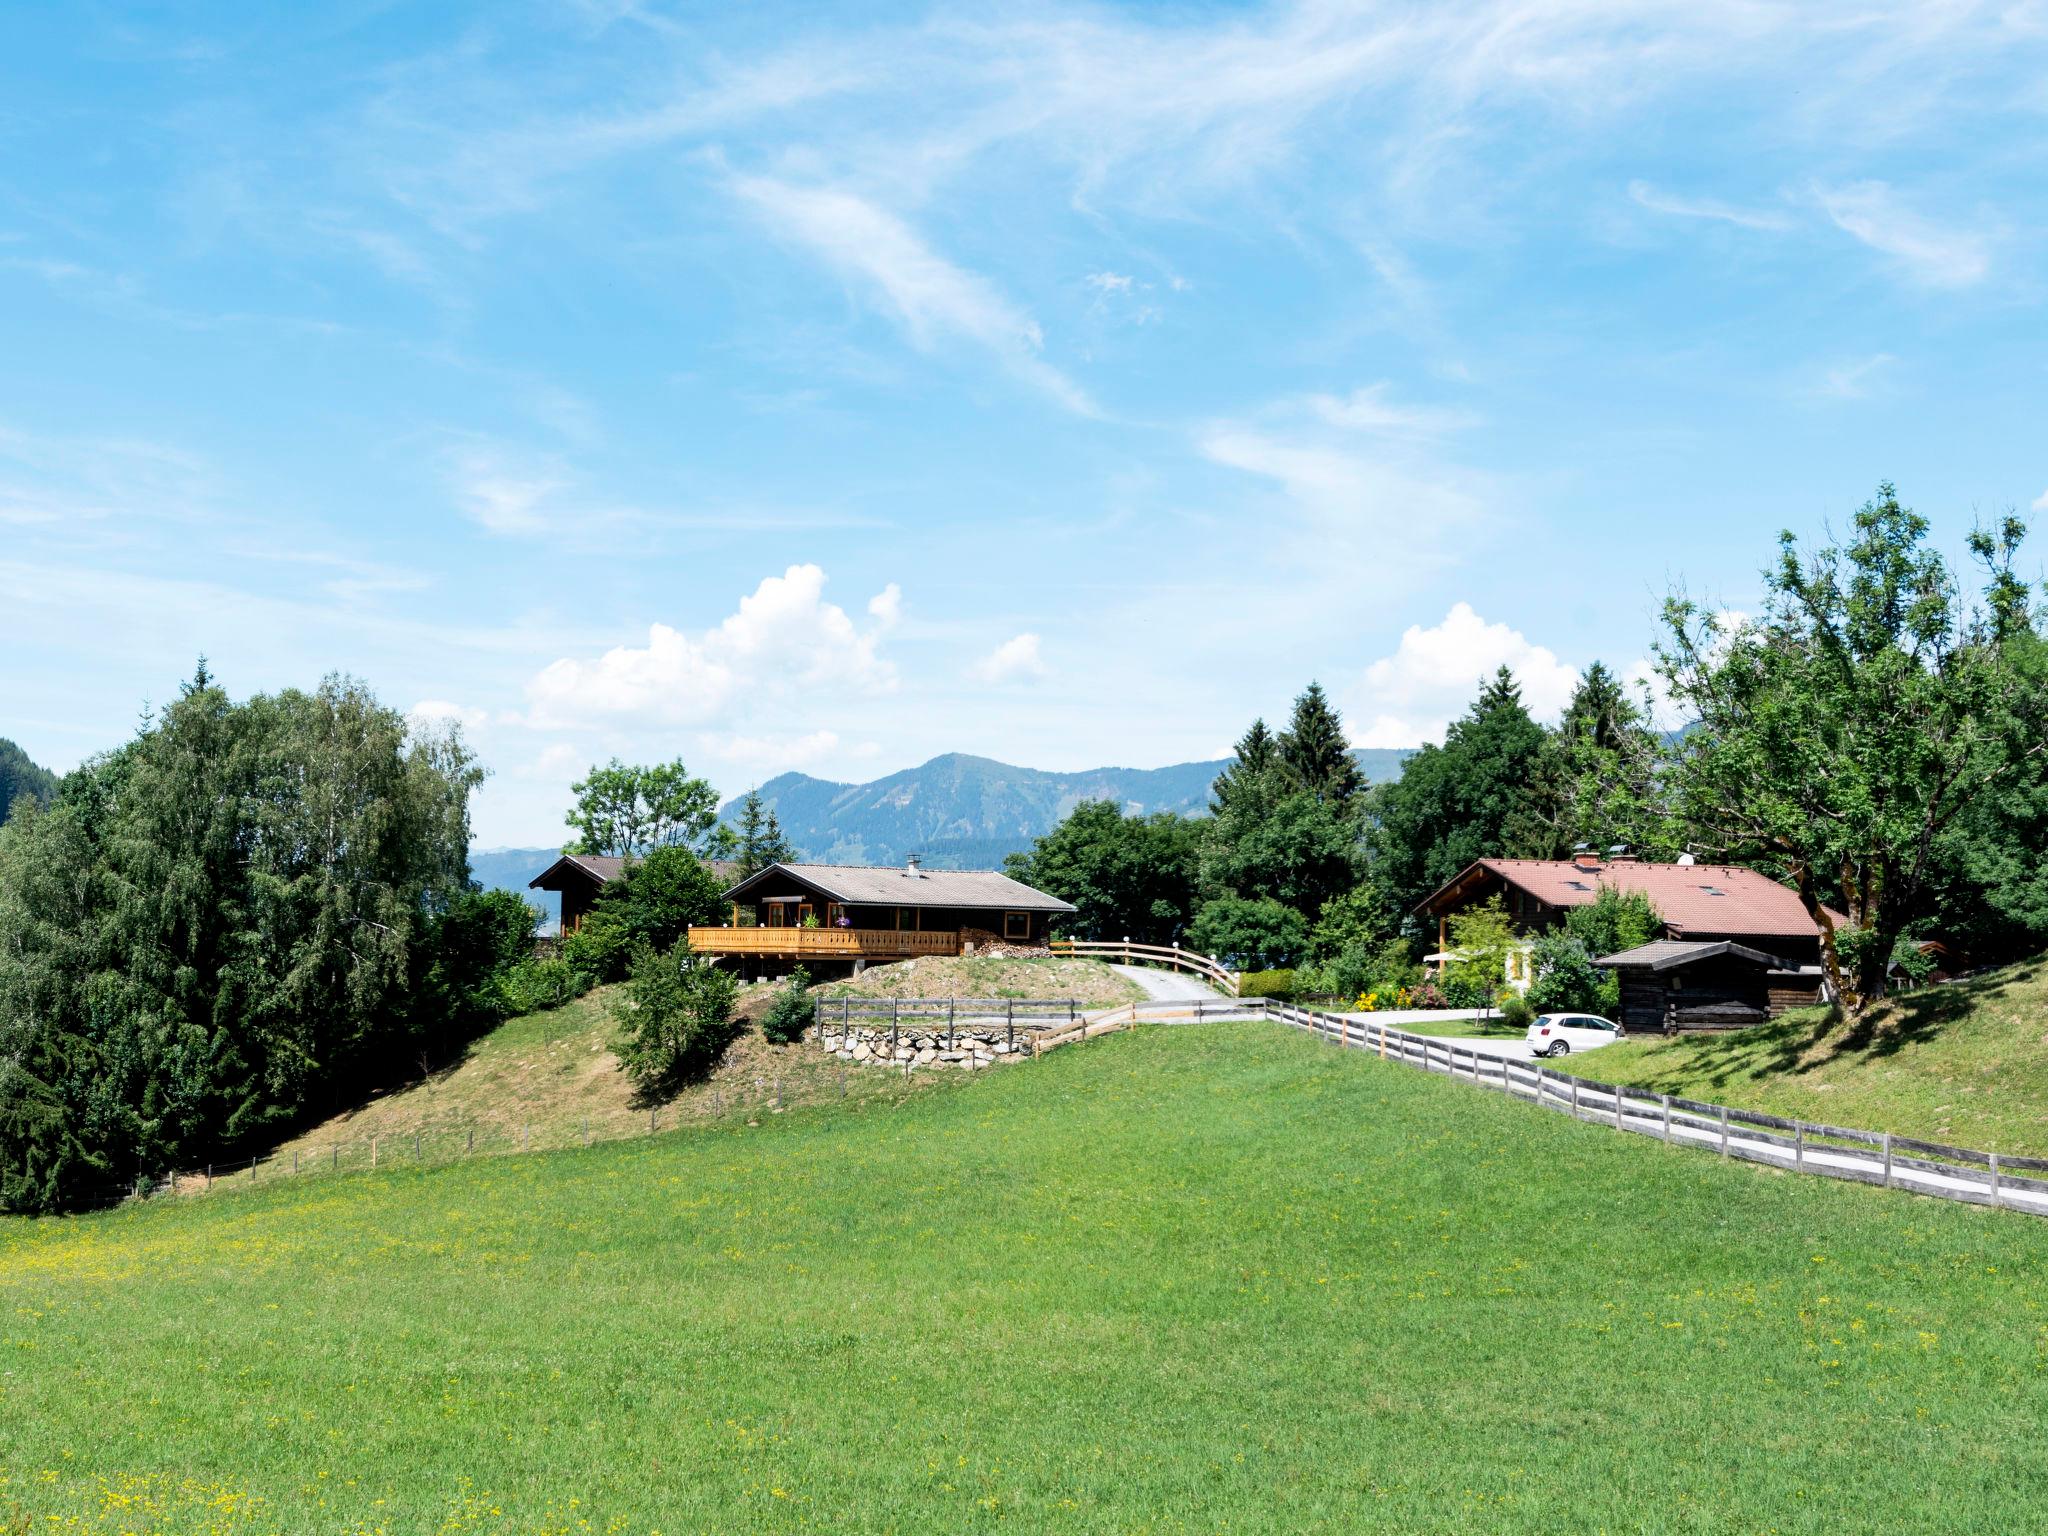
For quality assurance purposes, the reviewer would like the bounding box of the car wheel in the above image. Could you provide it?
[1550,1041,1570,1057]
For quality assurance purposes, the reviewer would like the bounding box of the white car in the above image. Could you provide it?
[1526,1013,1623,1057]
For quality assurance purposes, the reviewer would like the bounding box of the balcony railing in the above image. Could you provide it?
[686,926,960,958]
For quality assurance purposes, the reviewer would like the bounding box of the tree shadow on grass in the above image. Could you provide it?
[1615,961,2040,1098]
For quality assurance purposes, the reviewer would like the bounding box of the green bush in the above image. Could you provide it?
[1526,932,1617,1015]
[563,845,727,985]
[1497,991,1535,1030]
[1188,896,1309,970]
[760,967,814,1045]
[1440,975,1489,1010]
[497,956,591,1016]
[1236,968,1298,1002]
[612,943,741,1094]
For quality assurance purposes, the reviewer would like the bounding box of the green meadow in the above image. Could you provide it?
[4,1021,2046,1534]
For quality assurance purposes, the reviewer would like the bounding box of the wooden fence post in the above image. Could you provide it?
[1990,1152,2002,1208]
[1613,1082,1624,1130]
[1660,1093,1672,1143]
[1794,1123,1805,1172]
[1570,1078,1580,1118]
[331,1144,338,1172]
[414,1130,421,1161]
[205,1164,212,1190]
[293,1149,300,1175]
[1719,1105,1730,1157]
[1882,1131,1893,1187]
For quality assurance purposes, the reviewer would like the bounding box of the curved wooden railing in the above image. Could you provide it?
[1047,937,1238,996]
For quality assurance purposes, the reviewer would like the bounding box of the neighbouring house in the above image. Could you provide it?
[1595,939,1822,1033]
[1414,850,1837,1012]
[528,852,741,934]
[687,856,1077,980]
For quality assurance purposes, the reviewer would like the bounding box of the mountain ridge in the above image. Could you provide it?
[473,747,1417,919]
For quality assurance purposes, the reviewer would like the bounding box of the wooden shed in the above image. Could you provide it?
[1596,939,1819,1034]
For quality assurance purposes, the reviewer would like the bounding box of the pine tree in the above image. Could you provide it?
[1278,682,1361,806]
[1210,718,1278,814]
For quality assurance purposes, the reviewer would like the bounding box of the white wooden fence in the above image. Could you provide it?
[1047,937,1239,994]
[1256,999,2048,1216]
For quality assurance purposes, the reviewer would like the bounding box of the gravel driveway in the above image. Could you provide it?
[1110,964,1222,1002]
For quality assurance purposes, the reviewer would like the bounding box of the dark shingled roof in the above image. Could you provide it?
[722,861,1076,913]
[1595,939,1789,971]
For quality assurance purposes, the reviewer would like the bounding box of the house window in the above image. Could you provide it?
[1004,911,1031,940]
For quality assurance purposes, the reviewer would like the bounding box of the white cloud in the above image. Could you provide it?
[445,442,566,536]
[1305,382,1478,436]
[2032,488,2048,514]
[1815,180,1990,288]
[1348,602,1580,746]
[1627,180,1792,232]
[699,728,854,769]
[408,698,489,734]
[729,176,1095,415]
[1085,271,1134,294]
[522,564,898,728]
[969,633,1048,685]
[867,583,903,627]
[1818,352,1897,400]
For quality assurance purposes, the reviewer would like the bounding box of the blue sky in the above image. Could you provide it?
[3,1,2044,847]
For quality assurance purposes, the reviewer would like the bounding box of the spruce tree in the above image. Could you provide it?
[1210,718,1277,814]
[1278,682,1361,806]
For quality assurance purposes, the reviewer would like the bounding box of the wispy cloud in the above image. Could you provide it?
[729,176,1096,415]
[1628,180,1792,232]
[1304,383,1478,436]
[1817,352,1898,400]
[1815,180,1991,288]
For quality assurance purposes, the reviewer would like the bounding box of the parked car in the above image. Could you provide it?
[1526,1013,1622,1057]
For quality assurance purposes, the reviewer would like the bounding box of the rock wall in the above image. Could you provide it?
[820,1021,1032,1071]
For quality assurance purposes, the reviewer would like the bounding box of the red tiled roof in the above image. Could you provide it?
[1420,858,1835,940]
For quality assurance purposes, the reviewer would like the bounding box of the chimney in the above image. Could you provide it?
[904,853,923,878]
[1607,844,1638,864]
[1571,844,1602,872]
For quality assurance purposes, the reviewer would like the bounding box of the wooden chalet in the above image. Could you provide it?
[1416,852,1838,964]
[529,852,740,934]
[1595,939,1820,1034]
[687,857,1077,979]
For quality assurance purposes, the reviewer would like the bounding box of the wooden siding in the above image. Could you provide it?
[687,926,959,959]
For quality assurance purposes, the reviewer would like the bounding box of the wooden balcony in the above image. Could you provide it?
[686,926,960,959]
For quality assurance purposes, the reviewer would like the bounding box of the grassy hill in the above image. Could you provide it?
[6,1022,2046,1533]
[1595,956,2048,1156]
[265,980,952,1169]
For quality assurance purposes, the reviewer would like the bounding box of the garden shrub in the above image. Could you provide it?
[1526,932,1616,1015]
[497,956,590,1016]
[612,942,741,1094]
[1408,981,1448,1010]
[760,967,814,1045]
[1236,968,1298,1002]
[1497,991,1535,1030]
[1440,975,1489,1010]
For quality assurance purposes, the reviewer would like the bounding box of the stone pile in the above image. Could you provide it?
[820,1023,1032,1071]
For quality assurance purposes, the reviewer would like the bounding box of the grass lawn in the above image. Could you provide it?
[1368,1012,1526,1039]
[1595,955,2048,1157]
[815,954,1144,1007]
[6,1022,2048,1533]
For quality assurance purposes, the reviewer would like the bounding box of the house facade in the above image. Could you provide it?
[529,852,740,934]
[1415,852,1833,1021]
[687,858,1077,979]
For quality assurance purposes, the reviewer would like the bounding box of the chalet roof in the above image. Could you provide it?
[1417,857,1836,940]
[529,853,741,889]
[722,861,1077,913]
[1596,939,1789,971]
[529,852,624,890]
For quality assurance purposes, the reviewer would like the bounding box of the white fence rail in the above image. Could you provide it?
[1047,937,1239,995]
[1256,1000,2048,1216]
